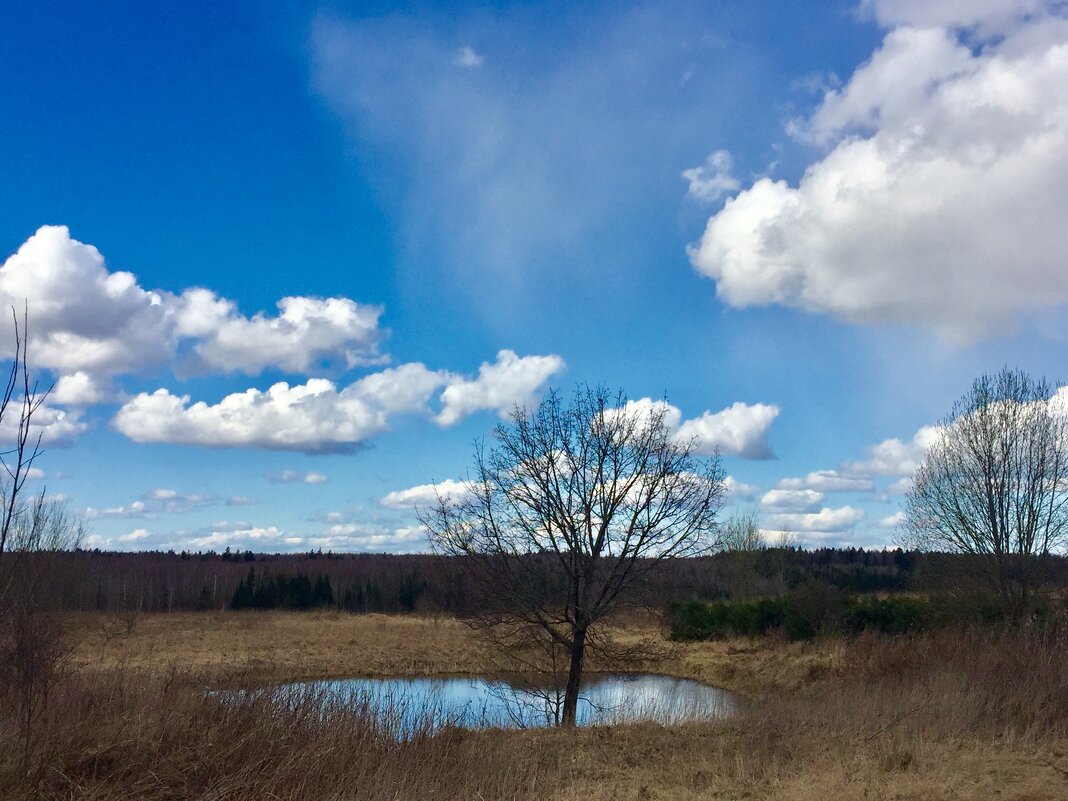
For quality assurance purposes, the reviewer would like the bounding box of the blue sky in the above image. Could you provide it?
[2,0,1067,552]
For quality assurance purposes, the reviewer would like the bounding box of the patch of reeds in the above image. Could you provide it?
[0,666,562,801]
[3,625,1067,800]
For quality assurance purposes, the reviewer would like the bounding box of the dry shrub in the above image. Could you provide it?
[739,625,1068,775]
[1,667,561,801]
[5,624,1067,800]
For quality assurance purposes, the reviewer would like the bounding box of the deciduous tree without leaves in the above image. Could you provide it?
[902,368,1068,617]
[422,386,727,727]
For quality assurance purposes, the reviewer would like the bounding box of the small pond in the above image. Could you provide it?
[253,674,737,732]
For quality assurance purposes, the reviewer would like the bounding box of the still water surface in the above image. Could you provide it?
[268,673,737,731]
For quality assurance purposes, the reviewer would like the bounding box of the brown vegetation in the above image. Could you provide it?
[0,612,1060,800]
[68,611,839,699]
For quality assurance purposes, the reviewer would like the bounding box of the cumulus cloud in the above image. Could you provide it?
[435,350,566,426]
[50,371,117,406]
[846,425,941,477]
[113,352,562,453]
[0,402,86,447]
[114,379,394,453]
[0,226,385,387]
[676,402,780,459]
[612,397,779,459]
[176,291,384,375]
[877,511,906,528]
[690,3,1068,339]
[266,470,329,485]
[682,150,741,203]
[723,475,759,501]
[0,226,175,377]
[862,0,1051,33]
[886,476,913,494]
[379,478,473,510]
[776,470,874,493]
[764,505,865,534]
[760,488,826,513]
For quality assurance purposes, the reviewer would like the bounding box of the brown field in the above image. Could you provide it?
[69,610,841,698]
[2,612,1066,800]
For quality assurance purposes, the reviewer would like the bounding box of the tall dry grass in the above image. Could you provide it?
[734,625,1068,786]
[3,622,1068,800]
[1,666,562,801]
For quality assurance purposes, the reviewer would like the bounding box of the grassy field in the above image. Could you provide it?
[3,612,1066,800]
[70,610,842,698]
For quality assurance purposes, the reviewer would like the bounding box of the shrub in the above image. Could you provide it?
[666,589,1041,642]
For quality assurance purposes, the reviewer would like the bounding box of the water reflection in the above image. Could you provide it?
[266,673,736,731]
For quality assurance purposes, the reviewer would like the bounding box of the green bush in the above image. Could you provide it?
[666,589,1020,642]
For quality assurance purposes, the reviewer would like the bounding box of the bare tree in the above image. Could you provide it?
[0,308,82,768]
[422,386,726,727]
[902,368,1068,617]
[720,508,765,552]
[0,307,49,559]
[719,508,767,599]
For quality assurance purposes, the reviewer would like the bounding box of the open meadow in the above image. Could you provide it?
[1,611,1059,801]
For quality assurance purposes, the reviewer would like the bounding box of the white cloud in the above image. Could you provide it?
[0,226,175,377]
[187,525,285,550]
[97,520,431,553]
[113,352,562,453]
[379,478,473,510]
[266,470,329,485]
[612,397,779,460]
[760,488,826,513]
[435,350,565,426]
[676,402,780,459]
[177,291,384,375]
[51,371,116,405]
[0,226,386,387]
[114,379,390,453]
[723,475,759,501]
[312,523,429,552]
[862,0,1051,33]
[453,46,484,67]
[0,402,86,447]
[776,470,874,493]
[682,150,741,203]
[690,6,1068,339]
[85,501,149,520]
[764,505,865,534]
[847,424,941,477]
[886,476,913,495]
[877,511,906,528]
[226,495,259,506]
[84,488,221,519]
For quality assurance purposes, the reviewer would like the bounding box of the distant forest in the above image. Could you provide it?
[34,548,1068,614]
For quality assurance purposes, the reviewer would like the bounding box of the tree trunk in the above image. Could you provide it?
[561,627,587,727]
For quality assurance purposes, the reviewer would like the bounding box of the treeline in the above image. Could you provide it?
[31,547,1068,614]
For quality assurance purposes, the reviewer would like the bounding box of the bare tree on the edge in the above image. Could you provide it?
[903,368,1068,618]
[0,308,82,769]
[0,307,50,558]
[422,386,727,727]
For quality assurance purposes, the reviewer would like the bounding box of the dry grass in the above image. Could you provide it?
[70,611,839,698]
[71,611,491,684]
[4,613,1065,800]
